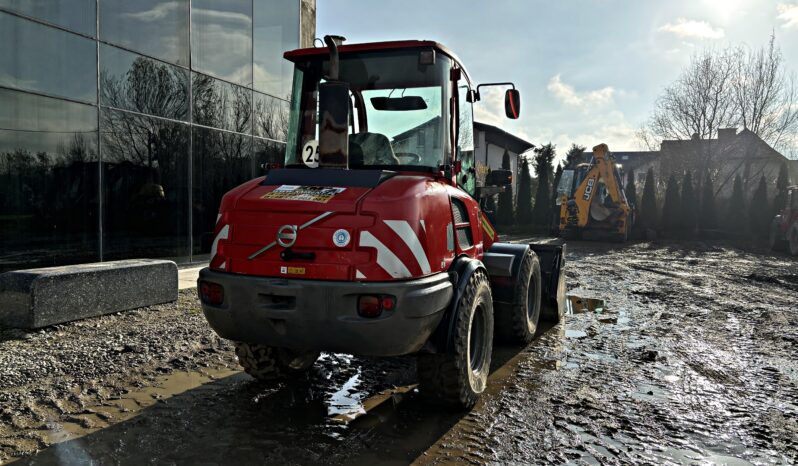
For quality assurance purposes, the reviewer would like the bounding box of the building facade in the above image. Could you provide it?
[0,0,315,273]
[473,121,534,195]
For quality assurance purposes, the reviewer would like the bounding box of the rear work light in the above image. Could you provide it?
[357,295,396,318]
[199,281,224,305]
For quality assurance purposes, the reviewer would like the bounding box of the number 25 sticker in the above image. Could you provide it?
[302,140,319,168]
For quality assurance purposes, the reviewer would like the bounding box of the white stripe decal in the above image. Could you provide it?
[216,213,222,224]
[355,269,365,279]
[210,225,229,261]
[359,231,411,278]
[420,219,426,232]
[384,220,431,274]
[218,261,226,270]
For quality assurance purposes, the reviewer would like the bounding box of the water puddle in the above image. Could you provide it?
[566,295,607,314]
[41,368,240,446]
[565,329,588,339]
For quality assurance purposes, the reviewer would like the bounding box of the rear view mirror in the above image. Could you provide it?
[318,81,350,168]
[370,96,428,111]
[505,89,520,119]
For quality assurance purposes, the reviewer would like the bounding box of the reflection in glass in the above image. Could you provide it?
[99,0,189,66]
[0,88,99,272]
[191,0,252,86]
[0,0,95,36]
[253,92,289,141]
[254,138,285,169]
[100,45,189,121]
[193,73,252,133]
[253,0,299,99]
[101,108,190,261]
[0,13,97,102]
[192,126,252,257]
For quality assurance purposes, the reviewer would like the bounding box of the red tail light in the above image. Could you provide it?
[357,295,396,318]
[200,281,224,305]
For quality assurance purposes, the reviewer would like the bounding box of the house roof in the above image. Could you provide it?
[473,121,534,155]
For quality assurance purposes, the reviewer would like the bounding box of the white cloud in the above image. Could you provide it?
[547,75,616,109]
[529,111,641,165]
[658,18,725,39]
[123,1,181,21]
[473,86,507,128]
[777,3,798,28]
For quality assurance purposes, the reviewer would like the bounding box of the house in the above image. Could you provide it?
[659,128,796,199]
[576,150,660,191]
[473,121,535,194]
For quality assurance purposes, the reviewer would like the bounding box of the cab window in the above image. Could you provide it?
[457,83,475,196]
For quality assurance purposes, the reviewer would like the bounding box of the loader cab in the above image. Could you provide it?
[282,41,482,197]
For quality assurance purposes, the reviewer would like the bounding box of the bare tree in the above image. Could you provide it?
[649,48,737,142]
[731,34,798,153]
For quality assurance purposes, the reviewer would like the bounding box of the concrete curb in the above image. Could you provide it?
[0,259,178,329]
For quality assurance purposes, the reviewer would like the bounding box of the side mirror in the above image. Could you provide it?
[505,89,520,119]
[486,169,513,187]
[318,81,350,168]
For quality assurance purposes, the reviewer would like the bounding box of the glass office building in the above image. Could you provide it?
[0,0,304,272]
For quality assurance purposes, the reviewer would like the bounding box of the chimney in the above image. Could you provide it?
[717,127,737,141]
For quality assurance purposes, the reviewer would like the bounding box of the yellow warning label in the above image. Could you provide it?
[479,212,496,241]
[286,266,305,275]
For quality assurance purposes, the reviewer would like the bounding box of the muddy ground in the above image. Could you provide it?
[1,240,796,464]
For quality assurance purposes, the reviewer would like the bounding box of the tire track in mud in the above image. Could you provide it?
[416,241,798,464]
[2,241,796,464]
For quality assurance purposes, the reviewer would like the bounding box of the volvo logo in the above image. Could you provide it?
[276,225,297,248]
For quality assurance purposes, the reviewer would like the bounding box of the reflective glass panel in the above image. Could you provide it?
[99,0,189,66]
[0,13,97,102]
[193,73,252,133]
[253,0,298,99]
[192,126,252,258]
[191,0,252,86]
[100,109,190,262]
[254,138,285,169]
[253,92,289,141]
[100,45,189,121]
[0,88,99,272]
[0,0,95,36]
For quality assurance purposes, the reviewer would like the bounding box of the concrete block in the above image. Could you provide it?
[0,259,178,329]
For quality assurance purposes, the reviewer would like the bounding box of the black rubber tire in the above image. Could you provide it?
[234,342,319,381]
[494,250,541,344]
[417,269,494,409]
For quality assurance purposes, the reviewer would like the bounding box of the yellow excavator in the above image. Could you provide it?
[557,143,634,242]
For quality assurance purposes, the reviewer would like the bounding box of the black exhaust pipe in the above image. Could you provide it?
[317,35,350,169]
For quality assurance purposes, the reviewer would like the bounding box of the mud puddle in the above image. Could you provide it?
[566,295,607,314]
[12,367,241,460]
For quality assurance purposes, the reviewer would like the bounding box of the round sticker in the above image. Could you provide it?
[333,229,350,247]
[301,139,319,168]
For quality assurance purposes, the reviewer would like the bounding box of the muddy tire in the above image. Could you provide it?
[234,342,319,381]
[494,250,541,344]
[417,269,494,409]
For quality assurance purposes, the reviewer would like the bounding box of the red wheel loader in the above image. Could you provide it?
[198,36,566,408]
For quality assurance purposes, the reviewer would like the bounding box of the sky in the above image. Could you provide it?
[318,0,798,158]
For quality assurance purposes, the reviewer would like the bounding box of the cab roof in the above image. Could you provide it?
[284,40,472,82]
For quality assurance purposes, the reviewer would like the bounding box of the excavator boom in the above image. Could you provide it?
[558,143,633,242]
